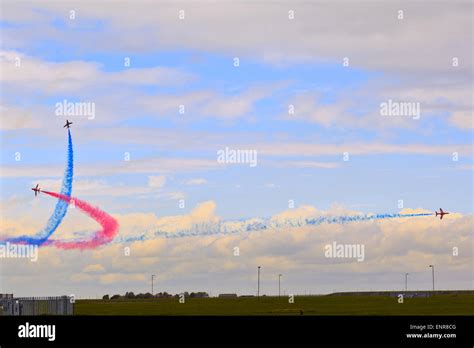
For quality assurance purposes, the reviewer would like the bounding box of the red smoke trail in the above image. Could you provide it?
[42,191,119,250]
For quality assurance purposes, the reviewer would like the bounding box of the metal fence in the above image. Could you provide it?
[0,296,74,316]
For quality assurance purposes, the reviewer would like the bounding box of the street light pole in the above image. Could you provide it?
[151,274,156,296]
[405,273,409,291]
[278,274,282,298]
[257,266,261,299]
[429,265,435,291]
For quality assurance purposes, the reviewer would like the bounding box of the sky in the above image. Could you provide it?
[0,1,472,298]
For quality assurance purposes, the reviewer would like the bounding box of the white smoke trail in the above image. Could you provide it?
[117,212,432,242]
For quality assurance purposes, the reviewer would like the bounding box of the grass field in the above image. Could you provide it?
[75,294,474,316]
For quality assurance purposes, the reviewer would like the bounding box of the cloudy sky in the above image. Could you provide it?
[0,1,472,297]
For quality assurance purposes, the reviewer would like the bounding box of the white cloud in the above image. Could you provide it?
[148,175,166,189]
[139,83,285,120]
[0,104,44,130]
[1,157,221,178]
[3,2,471,75]
[271,160,341,169]
[82,264,106,274]
[449,110,473,130]
[0,50,194,95]
[184,178,207,186]
[257,142,472,158]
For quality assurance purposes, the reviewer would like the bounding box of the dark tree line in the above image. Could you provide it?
[102,291,209,300]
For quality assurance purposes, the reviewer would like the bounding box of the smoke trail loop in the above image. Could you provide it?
[3,129,74,245]
[41,191,119,250]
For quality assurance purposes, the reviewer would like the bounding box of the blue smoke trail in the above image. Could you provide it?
[117,212,432,242]
[6,129,73,245]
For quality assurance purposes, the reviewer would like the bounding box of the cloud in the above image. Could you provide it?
[3,2,471,76]
[252,142,472,159]
[82,263,106,274]
[114,200,219,239]
[257,142,472,158]
[184,178,207,186]
[1,2,471,136]
[201,84,288,120]
[282,80,473,131]
[0,104,44,130]
[0,216,43,238]
[28,178,177,198]
[148,175,166,189]
[283,93,351,128]
[270,160,341,169]
[1,157,221,178]
[449,110,473,130]
[71,272,147,285]
[138,83,286,120]
[0,50,194,95]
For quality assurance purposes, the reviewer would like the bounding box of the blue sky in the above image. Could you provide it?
[0,1,472,297]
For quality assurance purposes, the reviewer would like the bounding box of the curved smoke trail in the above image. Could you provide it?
[117,212,433,242]
[42,191,119,250]
[5,129,74,245]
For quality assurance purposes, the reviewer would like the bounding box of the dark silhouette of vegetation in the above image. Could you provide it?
[104,291,209,300]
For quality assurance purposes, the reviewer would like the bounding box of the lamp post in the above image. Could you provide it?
[278,274,282,298]
[429,265,435,291]
[257,266,261,299]
[405,273,409,291]
[151,274,156,296]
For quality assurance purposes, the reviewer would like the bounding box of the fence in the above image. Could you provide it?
[0,296,74,316]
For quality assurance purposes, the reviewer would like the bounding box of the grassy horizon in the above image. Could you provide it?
[74,294,474,316]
